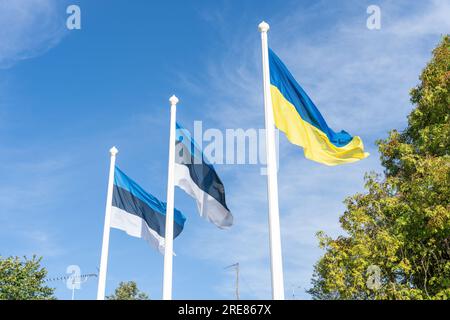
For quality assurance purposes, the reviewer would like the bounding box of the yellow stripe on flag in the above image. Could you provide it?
[270,85,369,166]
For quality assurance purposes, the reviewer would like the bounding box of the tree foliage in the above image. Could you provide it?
[106,281,149,300]
[0,255,55,300]
[309,36,450,300]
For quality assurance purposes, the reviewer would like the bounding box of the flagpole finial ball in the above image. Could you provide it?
[258,21,270,33]
[169,95,179,106]
[110,146,119,156]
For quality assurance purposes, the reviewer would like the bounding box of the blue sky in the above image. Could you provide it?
[0,0,449,300]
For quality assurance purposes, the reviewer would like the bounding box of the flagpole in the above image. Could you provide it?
[258,21,285,300]
[97,146,118,300]
[163,95,178,300]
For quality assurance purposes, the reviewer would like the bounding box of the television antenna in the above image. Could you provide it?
[291,284,301,300]
[224,263,240,300]
[46,273,97,300]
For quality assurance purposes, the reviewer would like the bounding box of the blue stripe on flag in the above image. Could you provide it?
[114,166,186,228]
[112,185,184,238]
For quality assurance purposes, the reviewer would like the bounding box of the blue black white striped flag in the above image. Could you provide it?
[111,166,186,254]
[174,123,233,228]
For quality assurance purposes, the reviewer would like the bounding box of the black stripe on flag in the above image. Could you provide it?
[112,185,184,238]
[175,140,230,212]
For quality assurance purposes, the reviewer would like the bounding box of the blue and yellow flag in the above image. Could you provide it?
[269,49,369,165]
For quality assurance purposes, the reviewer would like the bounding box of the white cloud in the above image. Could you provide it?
[386,0,450,37]
[0,0,67,68]
[0,146,74,258]
[23,230,65,257]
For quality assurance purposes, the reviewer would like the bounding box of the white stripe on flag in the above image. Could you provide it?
[110,206,166,255]
[174,163,233,228]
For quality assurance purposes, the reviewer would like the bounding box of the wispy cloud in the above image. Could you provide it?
[385,0,450,37]
[22,230,65,257]
[0,148,70,213]
[0,146,74,258]
[0,0,67,69]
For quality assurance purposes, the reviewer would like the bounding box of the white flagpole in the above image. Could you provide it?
[97,146,118,300]
[258,21,285,300]
[163,95,178,300]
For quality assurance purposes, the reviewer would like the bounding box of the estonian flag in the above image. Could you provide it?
[174,123,233,228]
[111,166,186,254]
[269,49,369,165]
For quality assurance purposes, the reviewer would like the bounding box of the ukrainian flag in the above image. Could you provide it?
[269,49,369,165]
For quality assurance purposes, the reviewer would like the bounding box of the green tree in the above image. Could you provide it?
[0,255,55,300]
[106,281,149,300]
[309,36,450,300]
